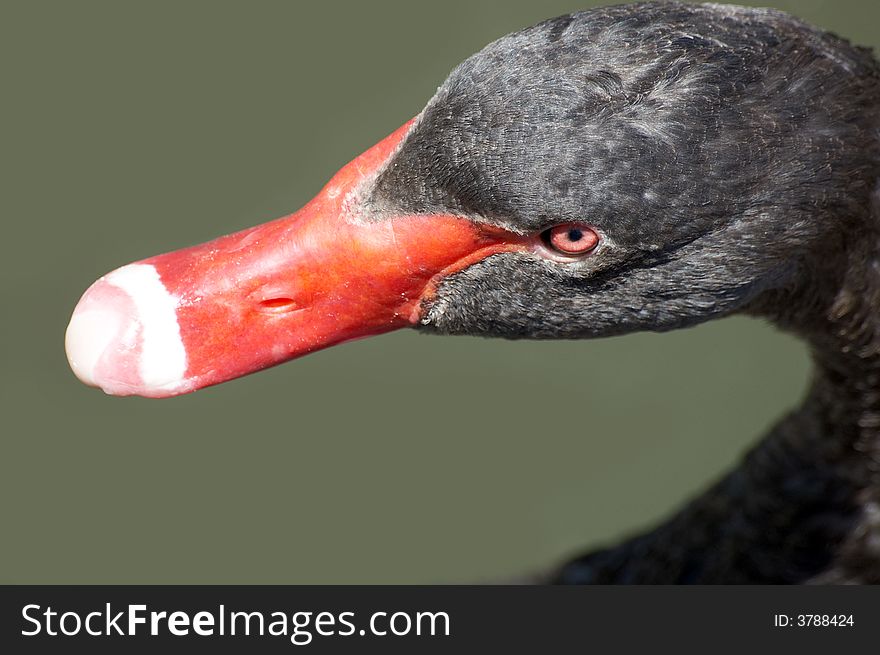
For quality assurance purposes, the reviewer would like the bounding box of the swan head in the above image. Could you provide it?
[65,2,880,397]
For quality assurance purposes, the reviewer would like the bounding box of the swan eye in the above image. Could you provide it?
[544,224,600,256]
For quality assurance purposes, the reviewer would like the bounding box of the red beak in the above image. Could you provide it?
[65,120,529,397]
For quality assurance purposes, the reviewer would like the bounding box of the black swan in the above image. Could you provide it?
[65,2,880,583]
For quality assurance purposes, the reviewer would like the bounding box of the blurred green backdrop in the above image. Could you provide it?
[1,0,876,583]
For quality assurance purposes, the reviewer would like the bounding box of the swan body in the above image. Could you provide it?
[66,3,880,583]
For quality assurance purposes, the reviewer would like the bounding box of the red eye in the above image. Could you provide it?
[545,223,600,256]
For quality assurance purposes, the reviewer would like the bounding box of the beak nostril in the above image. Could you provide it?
[258,297,299,312]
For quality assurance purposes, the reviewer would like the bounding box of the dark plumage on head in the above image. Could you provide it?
[361,2,880,340]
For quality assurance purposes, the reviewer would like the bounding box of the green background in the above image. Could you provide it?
[2,0,875,583]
